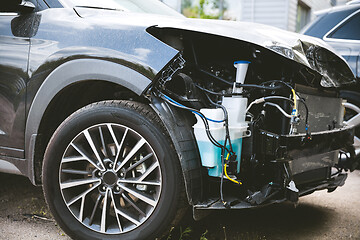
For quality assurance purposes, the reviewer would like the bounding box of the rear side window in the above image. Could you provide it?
[328,12,360,40]
[303,8,358,38]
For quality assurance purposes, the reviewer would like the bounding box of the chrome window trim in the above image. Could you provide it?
[0,13,19,16]
[323,8,360,43]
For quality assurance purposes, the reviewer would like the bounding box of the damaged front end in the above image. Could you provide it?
[145,22,359,215]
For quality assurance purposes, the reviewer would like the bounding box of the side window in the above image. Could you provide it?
[328,12,360,40]
[28,0,48,11]
[44,0,63,8]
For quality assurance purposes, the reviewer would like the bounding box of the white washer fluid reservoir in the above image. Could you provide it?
[193,61,250,178]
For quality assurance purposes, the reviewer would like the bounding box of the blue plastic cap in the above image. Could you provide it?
[234,60,251,64]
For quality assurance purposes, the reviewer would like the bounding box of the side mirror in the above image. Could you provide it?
[0,0,35,14]
[12,13,41,37]
[19,1,36,13]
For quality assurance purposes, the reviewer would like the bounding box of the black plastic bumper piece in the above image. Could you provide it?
[299,173,348,197]
[258,127,354,160]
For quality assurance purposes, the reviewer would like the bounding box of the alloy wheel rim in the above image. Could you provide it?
[59,123,162,234]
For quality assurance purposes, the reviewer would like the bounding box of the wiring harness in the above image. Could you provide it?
[157,78,311,207]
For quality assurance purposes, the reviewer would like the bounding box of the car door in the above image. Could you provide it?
[0,3,35,158]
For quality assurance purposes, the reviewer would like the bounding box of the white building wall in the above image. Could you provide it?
[238,0,334,32]
[287,0,333,31]
[241,0,289,30]
[302,0,333,12]
[288,0,297,31]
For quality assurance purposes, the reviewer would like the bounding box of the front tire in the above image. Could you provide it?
[43,101,186,240]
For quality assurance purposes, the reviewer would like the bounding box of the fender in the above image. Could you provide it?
[150,94,204,205]
[25,58,152,183]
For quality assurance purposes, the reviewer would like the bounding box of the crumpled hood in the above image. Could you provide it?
[75,7,356,87]
[154,18,357,87]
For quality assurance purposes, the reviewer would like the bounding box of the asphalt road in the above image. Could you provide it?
[0,171,359,240]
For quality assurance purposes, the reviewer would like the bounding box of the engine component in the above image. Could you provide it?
[233,61,250,93]
[154,50,356,213]
[193,61,250,178]
[193,107,247,177]
[157,54,186,89]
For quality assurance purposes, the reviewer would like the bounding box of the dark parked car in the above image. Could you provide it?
[1,0,359,239]
[302,3,360,79]
[302,3,360,139]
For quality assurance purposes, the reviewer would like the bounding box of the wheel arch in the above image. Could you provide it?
[27,58,204,206]
[26,58,152,184]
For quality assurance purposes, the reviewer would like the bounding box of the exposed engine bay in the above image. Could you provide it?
[147,28,359,213]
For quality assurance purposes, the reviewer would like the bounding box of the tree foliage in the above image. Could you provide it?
[182,0,228,19]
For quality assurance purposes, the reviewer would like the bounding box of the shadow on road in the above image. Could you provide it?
[1,172,359,240]
[0,173,46,220]
[173,202,333,240]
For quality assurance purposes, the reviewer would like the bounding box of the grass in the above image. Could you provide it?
[165,226,208,240]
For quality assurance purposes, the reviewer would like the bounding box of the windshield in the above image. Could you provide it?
[59,0,184,17]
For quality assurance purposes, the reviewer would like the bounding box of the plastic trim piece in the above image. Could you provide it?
[150,95,203,205]
[0,160,22,175]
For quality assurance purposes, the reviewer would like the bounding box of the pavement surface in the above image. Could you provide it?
[0,171,359,240]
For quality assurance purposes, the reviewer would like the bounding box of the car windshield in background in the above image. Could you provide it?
[59,0,184,17]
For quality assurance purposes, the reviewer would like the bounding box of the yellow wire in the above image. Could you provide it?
[291,89,297,116]
[224,153,242,185]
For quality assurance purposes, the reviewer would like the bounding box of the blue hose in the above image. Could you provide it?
[162,94,225,123]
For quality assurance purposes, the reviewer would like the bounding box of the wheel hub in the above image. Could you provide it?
[102,170,117,186]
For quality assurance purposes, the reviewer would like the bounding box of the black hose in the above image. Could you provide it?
[160,93,225,149]
[204,94,234,153]
[195,84,282,96]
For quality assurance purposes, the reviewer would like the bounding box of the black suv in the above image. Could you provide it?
[1,1,359,239]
